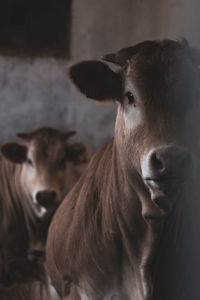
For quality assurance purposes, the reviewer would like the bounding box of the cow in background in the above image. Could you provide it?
[46,39,200,300]
[0,126,92,289]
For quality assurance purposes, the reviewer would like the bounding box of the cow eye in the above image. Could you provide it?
[125,92,136,106]
[27,158,33,166]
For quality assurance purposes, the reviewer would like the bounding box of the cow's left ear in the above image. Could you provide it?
[1,142,27,164]
[69,60,122,101]
[66,143,90,165]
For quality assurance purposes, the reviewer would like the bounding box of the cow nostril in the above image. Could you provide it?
[151,152,165,172]
[35,190,57,207]
[146,146,193,183]
[36,192,42,203]
[50,191,57,201]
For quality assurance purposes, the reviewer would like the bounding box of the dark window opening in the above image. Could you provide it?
[0,0,72,58]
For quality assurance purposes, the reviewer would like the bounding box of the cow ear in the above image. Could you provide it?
[102,43,149,66]
[63,130,76,140]
[17,132,30,140]
[69,60,122,101]
[1,142,27,164]
[66,143,90,165]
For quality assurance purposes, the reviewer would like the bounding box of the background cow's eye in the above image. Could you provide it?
[125,92,136,106]
[27,158,33,166]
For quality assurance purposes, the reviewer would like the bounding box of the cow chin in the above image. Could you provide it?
[28,188,60,219]
[143,178,181,216]
[140,144,194,217]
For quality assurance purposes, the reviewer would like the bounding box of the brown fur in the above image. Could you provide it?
[46,40,200,300]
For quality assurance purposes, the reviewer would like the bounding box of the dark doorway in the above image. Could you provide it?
[0,0,72,57]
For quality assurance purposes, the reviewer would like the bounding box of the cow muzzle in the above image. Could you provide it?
[35,190,58,208]
[141,145,193,212]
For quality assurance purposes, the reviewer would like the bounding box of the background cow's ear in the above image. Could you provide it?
[63,130,76,140]
[1,142,27,164]
[69,60,122,101]
[66,142,90,165]
[17,132,30,140]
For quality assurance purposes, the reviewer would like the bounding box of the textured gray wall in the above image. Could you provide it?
[0,56,116,148]
[0,0,200,149]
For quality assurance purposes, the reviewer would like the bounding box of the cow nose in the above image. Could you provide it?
[142,145,192,181]
[35,190,57,207]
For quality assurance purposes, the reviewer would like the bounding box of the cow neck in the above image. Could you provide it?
[152,178,200,300]
[59,139,164,300]
[0,157,38,232]
[0,157,27,284]
[111,140,166,300]
[114,145,200,300]
[0,157,24,229]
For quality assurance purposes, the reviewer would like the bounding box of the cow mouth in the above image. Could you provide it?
[143,177,183,216]
[144,175,187,193]
[144,174,188,184]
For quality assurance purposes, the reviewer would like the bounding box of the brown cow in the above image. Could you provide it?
[0,126,91,289]
[46,39,200,300]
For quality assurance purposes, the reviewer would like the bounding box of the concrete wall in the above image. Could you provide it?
[0,56,115,148]
[0,0,200,149]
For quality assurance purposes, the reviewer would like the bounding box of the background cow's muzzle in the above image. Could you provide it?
[35,190,58,208]
[141,145,193,212]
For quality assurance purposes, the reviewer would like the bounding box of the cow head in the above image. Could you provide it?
[69,39,200,218]
[1,127,89,212]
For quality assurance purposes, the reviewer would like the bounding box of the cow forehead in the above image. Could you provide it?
[125,47,199,104]
[129,48,191,78]
[28,137,65,163]
[127,39,190,68]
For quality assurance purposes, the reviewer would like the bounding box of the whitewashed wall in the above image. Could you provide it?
[0,0,200,149]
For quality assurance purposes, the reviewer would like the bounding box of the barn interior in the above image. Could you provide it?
[0,0,200,149]
[0,1,200,299]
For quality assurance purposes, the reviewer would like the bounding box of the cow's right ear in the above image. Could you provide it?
[69,60,122,101]
[1,142,27,164]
